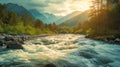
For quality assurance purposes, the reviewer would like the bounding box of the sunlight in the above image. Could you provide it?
[76,2,90,11]
[61,0,91,16]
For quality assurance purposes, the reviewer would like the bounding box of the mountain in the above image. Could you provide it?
[29,9,48,23]
[42,13,61,23]
[6,3,32,17]
[60,11,89,26]
[29,9,61,24]
[56,11,82,24]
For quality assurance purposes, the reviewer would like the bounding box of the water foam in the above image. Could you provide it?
[0,34,120,67]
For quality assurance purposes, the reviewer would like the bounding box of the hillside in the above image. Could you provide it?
[6,3,32,17]
[60,11,89,26]
[56,11,82,24]
[29,9,61,24]
[29,9,49,23]
[43,13,61,24]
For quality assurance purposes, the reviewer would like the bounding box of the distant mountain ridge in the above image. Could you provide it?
[6,3,61,24]
[43,13,61,23]
[6,3,32,17]
[29,9,48,23]
[56,11,82,24]
[60,11,89,26]
[29,9,61,24]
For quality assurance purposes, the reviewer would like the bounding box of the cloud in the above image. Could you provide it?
[0,0,48,8]
[0,0,90,16]
[45,0,66,4]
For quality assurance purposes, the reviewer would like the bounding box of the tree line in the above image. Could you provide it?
[74,0,120,38]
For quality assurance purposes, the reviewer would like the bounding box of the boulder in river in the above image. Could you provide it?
[4,35,13,41]
[114,38,120,44]
[6,41,24,49]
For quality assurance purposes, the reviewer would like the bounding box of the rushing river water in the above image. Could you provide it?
[0,34,120,67]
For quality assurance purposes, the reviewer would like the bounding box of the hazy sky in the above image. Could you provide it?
[0,0,91,16]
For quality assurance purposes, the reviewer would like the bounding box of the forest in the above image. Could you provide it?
[74,0,120,38]
[0,4,58,35]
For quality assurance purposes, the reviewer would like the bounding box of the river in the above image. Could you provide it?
[0,34,120,67]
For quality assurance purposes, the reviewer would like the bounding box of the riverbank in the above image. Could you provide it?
[0,34,31,49]
[86,35,120,45]
[0,34,53,49]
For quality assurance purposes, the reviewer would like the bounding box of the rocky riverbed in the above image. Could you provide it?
[86,35,120,44]
[0,34,30,49]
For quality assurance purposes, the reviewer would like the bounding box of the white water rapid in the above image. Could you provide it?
[0,34,120,67]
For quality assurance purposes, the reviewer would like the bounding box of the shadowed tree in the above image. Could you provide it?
[75,0,120,37]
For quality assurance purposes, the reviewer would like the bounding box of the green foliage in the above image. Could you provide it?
[0,4,60,35]
[86,28,93,35]
[58,26,73,33]
[25,25,36,35]
[0,25,3,32]
[15,22,25,34]
[73,29,83,34]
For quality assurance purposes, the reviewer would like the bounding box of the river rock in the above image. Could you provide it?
[4,36,12,41]
[44,63,56,67]
[6,41,24,49]
[106,36,116,41]
[4,36,19,41]
[114,38,120,44]
[0,39,4,46]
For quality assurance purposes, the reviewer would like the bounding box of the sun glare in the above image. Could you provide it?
[76,2,90,11]
[61,0,91,16]
[47,0,92,16]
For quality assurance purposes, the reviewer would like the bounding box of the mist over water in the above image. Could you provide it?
[0,34,120,67]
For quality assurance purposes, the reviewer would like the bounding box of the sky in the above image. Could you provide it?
[0,0,91,16]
